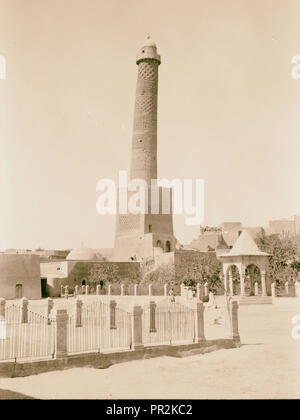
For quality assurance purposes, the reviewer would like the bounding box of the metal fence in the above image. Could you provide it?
[142,301,195,346]
[67,300,132,355]
[0,304,55,362]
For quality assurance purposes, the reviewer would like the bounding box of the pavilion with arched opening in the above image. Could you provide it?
[218,230,270,297]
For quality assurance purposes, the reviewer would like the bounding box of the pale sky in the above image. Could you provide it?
[1,0,300,251]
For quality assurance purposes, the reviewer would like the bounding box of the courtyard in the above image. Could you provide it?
[0,299,299,399]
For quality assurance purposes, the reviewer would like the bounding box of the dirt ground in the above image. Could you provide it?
[0,300,299,399]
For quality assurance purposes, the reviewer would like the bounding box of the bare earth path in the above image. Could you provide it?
[0,301,300,399]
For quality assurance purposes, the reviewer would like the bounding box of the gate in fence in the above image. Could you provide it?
[142,301,195,346]
[67,300,132,354]
[0,304,55,362]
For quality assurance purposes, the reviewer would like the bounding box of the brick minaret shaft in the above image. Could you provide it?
[130,34,161,186]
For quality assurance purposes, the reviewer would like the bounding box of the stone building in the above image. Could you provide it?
[0,253,41,299]
[40,246,140,297]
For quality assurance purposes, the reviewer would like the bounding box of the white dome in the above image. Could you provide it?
[66,246,97,261]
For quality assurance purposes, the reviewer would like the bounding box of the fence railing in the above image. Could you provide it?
[0,296,239,363]
[0,303,55,362]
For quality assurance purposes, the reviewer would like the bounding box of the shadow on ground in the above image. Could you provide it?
[0,389,36,399]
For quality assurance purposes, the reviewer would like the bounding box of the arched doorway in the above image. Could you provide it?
[226,265,240,296]
[15,284,23,299]
[165,240,171,252]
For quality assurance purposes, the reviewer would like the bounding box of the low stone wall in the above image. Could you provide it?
[0,338,240,378]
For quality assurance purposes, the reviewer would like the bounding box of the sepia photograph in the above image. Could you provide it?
[0,0,300,405]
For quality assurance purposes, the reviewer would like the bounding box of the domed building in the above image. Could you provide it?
[66,246,97,261]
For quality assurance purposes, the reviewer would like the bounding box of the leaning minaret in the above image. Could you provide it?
[113,36,176,262]
[130,34,161,186]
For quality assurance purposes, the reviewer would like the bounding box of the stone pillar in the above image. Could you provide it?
[261,271,267,296]
[229,300,240,343]
[0,298,5,320]
[74,285,79,296]
[64,285,69,299]
[240,274,245,296]
[121,284,124,296]
[60,285,64,297]
[96,284,101,295]
[85,285,89,296]
[134,284,138,296]
[271,282,276,298]
[149,301,157,333]
[108,284,112,296]
[149,284,152,297]
[254,282,258,296]
[204,282,209,297]
[164,283,168,297]
[132,306,144,350]
[81,285,85,294]
[229,273,233,296]
[21,297,28,323]
[47,297,54,325]
[75,299,83,327]
[55,309,68,358]
[194,300,205,343]
[110,300,117,329]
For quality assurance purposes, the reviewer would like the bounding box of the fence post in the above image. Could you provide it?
[110,300,117,329]
[194,300,205,343]
[285,281,290,297]
[121,284,124,296]
[149,284,152,297]
[164,283,168,297]
[254,282,258,296]
[149,301,157,333]
[0,298,5,320]
[271,282,276,298]
[85,285,89,296]
[75,299,83,327]
[230,300,240,344]
[47,297,54,325]
[204,282,209,297]
[134,284,138,296]
[74,285,79,297]
[108,284,112,296]
[96,284,101,295]
[132,306,144,350]
[55,309,68,358]
[21,297,28,323]
[261,271,267,296]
